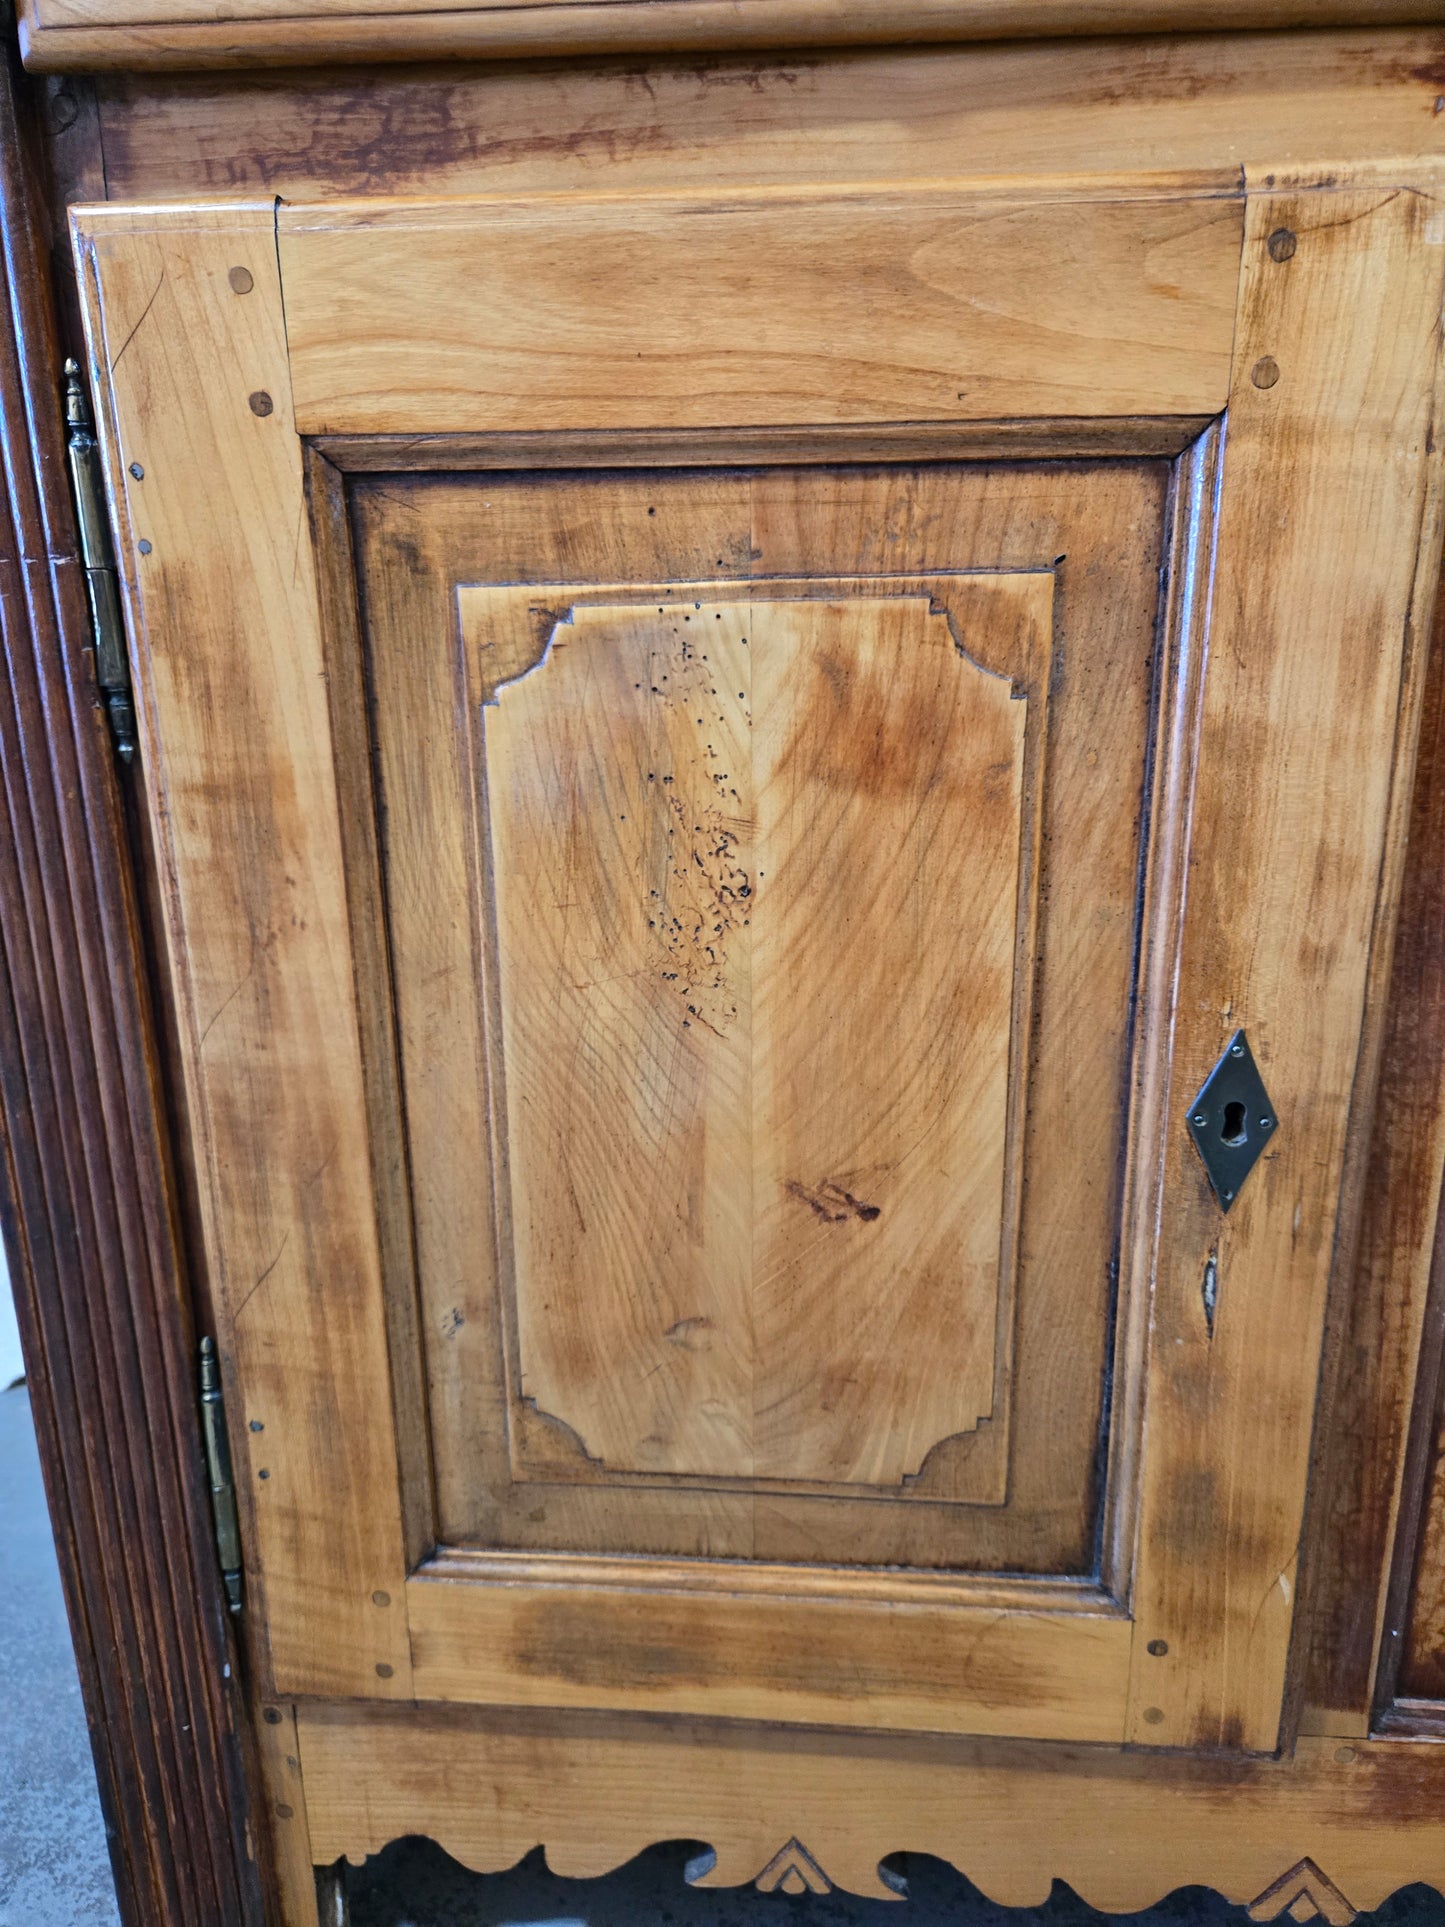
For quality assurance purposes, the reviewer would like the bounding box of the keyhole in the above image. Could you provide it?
[1221,1100,1248,1147]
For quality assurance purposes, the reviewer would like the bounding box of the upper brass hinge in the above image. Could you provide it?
[198,1336,244,1617]
[62,359,138,766]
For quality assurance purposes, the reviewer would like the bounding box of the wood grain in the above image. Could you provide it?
[1302,558,1445,1728]
[304,445,435,1571]
[1124,169,1445,1752]
[298,1705,1445,1913]
[405,1557,1130,1741]
[0,47,262,1927]
[1101,422,1223,1622]
[71,202,415,1699]
[14,6,1445,1913]
[353,458,1166,1571]
[252,1701,320,1927]
[321,421,1215,468]
[278,188,1243,434]
[49,139,1445,1837]
[77,33,1445,213]
[1390,1145,1445,1701]
[477,578,1043,1487]
[18,0,1445,71]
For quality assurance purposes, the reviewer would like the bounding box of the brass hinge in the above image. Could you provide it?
[62,358,138,766]
[198,1336,244,1616]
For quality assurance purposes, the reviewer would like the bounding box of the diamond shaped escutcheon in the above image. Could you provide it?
[1186,1028,1279,1212]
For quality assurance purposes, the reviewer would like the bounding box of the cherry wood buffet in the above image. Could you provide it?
[5,10,1445,1927]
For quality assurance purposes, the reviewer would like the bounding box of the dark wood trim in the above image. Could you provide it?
[313,418,1217,473]
[1374,1141,1445,1712]
[305,444,435,1573]
[1375,1697,1445,1740]
[1299,555,1445,1728]
[0,35,261,1927]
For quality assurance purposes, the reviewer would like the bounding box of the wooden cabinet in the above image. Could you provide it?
[9,14,1445,1927]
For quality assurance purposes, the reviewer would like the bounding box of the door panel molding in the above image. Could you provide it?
[357,459,1164,1576]
[314,419,1217,469]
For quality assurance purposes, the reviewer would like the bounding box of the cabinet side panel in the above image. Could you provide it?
[1303,556,1445,1727]
[0,61,260,1927]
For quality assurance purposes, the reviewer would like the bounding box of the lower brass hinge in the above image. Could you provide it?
[62,359,138,765]
[199,1336,244,1616]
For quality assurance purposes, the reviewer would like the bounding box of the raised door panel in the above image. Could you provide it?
[353,459,1164,1575]
[479,578,1042,1489]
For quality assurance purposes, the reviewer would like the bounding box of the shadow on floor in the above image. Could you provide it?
[346,1838,1445,1927]
[0,1385,119,1927]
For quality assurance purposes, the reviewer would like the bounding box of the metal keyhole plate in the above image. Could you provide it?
[1186,1028,1278,1212]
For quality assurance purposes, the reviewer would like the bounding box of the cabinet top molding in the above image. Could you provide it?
[17,0,1445,71]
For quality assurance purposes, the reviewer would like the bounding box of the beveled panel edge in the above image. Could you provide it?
[1100,421,1225,1601]
[313,417,1219,471]
[420,1544,1122,1612]
[304,445,438,1571]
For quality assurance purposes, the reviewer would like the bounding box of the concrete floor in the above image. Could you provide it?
[5,1375,1445,1927]
[0,1385,120,1927]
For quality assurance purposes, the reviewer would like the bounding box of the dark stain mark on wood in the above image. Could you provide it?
[786,1179,882,1223]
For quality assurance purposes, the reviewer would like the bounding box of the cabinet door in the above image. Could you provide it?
[72,167,1445,1754]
